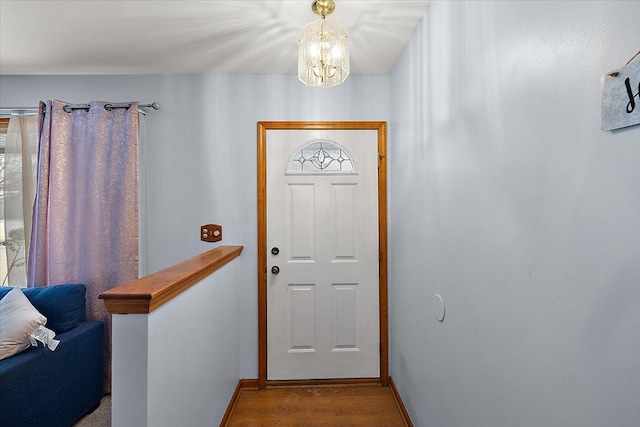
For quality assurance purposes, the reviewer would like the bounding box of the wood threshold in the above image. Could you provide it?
[257,121,388,389]
[99,245,243,314]
[221,377,412,427]
[265,378,382,388]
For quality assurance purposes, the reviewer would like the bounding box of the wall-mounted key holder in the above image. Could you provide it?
[201,224,222,242]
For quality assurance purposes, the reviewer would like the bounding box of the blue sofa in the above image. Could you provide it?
[0,284,104,427]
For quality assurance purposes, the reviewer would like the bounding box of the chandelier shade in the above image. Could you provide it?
[298,2,349,88]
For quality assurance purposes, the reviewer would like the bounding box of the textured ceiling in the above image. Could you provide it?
[0,0,431,75]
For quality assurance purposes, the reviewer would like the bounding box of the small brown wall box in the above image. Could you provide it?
[201,224,222,242]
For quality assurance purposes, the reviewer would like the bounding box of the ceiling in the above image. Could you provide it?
[0,0,430,75]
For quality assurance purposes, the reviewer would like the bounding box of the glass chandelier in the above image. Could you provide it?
[298,0,349,88]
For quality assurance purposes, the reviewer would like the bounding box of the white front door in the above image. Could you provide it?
[266,128,380,380]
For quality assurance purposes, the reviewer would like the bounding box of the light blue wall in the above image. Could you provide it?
[389,1,640,426]
[0,74,390,385]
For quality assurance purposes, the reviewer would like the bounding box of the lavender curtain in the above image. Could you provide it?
[28,100,139,391]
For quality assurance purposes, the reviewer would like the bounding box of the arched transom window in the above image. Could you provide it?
[288,140,355,173]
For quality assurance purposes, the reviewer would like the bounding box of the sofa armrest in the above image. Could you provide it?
[0,320,104,427]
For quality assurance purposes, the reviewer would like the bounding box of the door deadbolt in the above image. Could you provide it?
[271,266,280,275]
[271,247,280,255]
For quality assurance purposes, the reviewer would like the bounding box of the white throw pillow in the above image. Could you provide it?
[0,287,48,360]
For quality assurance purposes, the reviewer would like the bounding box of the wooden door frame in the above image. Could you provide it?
[257,121,388,389]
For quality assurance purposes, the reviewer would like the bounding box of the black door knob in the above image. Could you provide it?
[271,266,280,275]
[271,247,280,255]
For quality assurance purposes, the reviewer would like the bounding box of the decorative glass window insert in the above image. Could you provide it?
[288,140,355,173]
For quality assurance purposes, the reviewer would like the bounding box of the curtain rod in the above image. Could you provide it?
[0,108,40,116]
[0,102,160,117]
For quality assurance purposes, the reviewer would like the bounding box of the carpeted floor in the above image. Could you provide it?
[74,395,111,426]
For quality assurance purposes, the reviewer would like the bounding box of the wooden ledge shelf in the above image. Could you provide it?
[99,245,243,315]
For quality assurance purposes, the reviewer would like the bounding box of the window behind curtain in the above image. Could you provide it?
[0,117,11,284]
[0,116,38,287]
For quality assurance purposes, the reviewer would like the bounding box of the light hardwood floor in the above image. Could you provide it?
[223,384,409,427]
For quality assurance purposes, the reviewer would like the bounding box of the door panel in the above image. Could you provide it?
[266,129,379,380]
[331,283,358,350]
[288,184,315,260]
[332,184,357,259]
[288,284,316,351]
